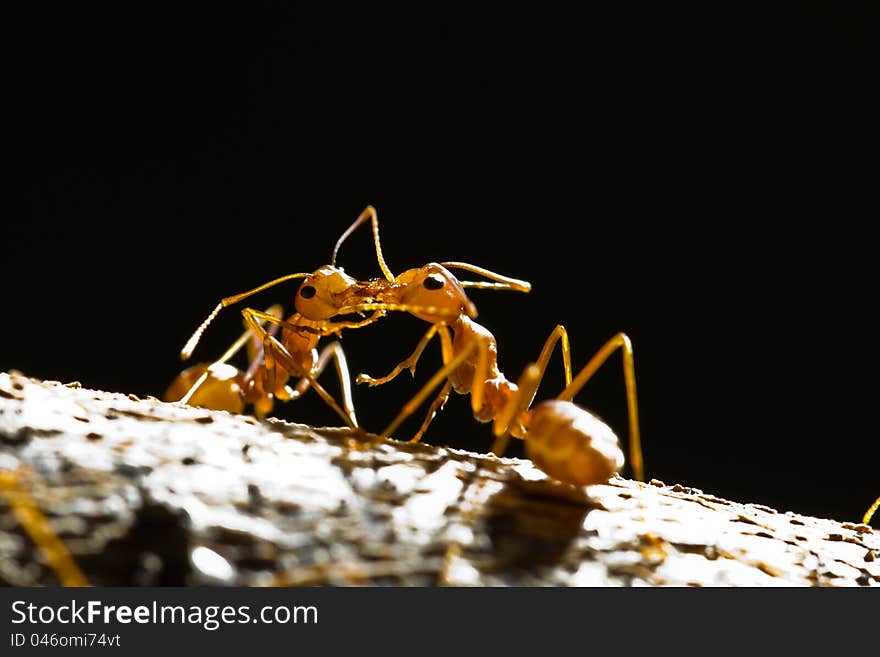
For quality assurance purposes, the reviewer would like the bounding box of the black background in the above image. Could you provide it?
[6,3,878,524]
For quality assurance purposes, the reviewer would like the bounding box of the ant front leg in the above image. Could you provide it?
[358,324,458,442]
[0,466,89,586]
[326,310,386,332]
[357,323,453,387]
[242,308,384,339]
[377,335,489,443]
[241,310,359,431]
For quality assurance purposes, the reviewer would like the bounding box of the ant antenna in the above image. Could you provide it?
[180,273,310,360]
[181,303,223,361]
[441,262,532,293]
[332,206,394,283]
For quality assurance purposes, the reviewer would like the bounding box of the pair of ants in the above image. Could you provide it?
[167,208,879,529]
[166,206,644,488]
[3,207,877,587]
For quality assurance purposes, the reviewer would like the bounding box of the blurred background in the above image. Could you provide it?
[6,3,878,524]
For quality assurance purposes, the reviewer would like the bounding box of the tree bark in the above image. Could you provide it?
[1,370,877,586]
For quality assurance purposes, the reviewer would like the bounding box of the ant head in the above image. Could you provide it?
[394,263,477,322]
[294,265,372,320]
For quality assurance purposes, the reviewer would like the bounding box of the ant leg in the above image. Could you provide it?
[243,308,325,336]
[181,305,284,405]
[243,307,384,338]
[357,324,449,387]
[864,496,880,526]
[404,327,458,442]
[360,324,457,442]
[408,380,453,444]
[267,334,359,430]
[557,333,643,482]
[490,364,544,458]
[241,310,359,430]
[337,302,461,323]
[285,341,360,427]
[325,310,386,332]
[488,325,572,456]
[379,337,483,441]
[244,305,285,372]
[241,308,288,419]
[533,324,573,388]
[0,467,89,586]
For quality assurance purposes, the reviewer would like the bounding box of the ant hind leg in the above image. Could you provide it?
[285,341,360,428]
[557,332,643,482]
[490,324,573,457]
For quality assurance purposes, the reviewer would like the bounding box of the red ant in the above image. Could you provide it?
[166,207,398,427]
[168,205,644,487]
[343,262,644,486]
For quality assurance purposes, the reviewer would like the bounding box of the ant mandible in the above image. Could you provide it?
[344,262,644,486]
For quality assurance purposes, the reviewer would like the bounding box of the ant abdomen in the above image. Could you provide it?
[524,399,624,487]
[164,363,246,414]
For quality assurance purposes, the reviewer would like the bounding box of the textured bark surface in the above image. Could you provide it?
[1,370,878,587]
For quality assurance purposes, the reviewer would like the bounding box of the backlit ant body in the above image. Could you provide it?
[163,205,875,513]
[164,304,289,418]
[4,208,876,594]
[341,263,644,486]
[166,207,397,427]
[167,207,531,429]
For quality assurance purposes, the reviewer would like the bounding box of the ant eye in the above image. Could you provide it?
[423,274,445,290]
[300,285,317,299]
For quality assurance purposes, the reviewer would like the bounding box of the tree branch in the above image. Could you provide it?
[1,371,877,586]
